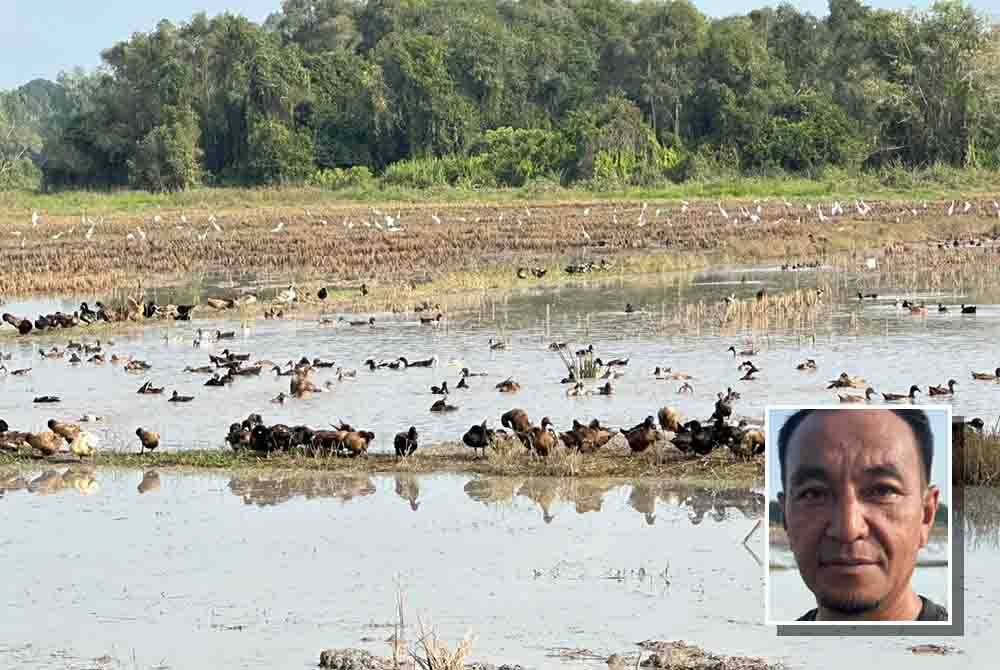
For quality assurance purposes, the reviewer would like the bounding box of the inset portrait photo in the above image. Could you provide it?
[764,406,952,626]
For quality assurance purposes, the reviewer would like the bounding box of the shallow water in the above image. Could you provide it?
[2,263,999,454]
[1,470,996,669]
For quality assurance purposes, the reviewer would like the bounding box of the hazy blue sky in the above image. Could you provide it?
[766,407,952,502]
[5,0,992,90]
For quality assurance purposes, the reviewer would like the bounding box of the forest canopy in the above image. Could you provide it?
[1,0,998,192]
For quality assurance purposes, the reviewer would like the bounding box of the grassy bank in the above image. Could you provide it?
[0,441,765,484]
[4,167,1000,214]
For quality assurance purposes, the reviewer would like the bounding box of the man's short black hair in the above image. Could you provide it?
[777,408,934,490]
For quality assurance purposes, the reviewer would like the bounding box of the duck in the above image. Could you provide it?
[215,329,236,340]
[488,338,506,350]
[548,342,569,351]
[496,378,521,392]
[501,409,532,433]
[69,432,98,459]
[419,313,443,325]
[596,357,629,368]
[168,391,195,402]
[136,427,160,454]
[39,347,65,359]
[566,381,586,397]
[516,418,557,457]
[882,385,921,402]
[312,357,336,368]
[348,317,375,327]
[317,287,328,301]
[430,381,449,395]
[796,359,817,371]
[204,374,230,387]
[462,421,495,458]
[961,304,977,314]
[33,396,61,403]
[857,292,878,300]
[575,344,595,357]
[928,379,958,396]
[336,367,357,379]
[430,398,458,412]
[10,367,31,376]
[938,303,948,313]
[838,387,877,403]
[908,303,928,315]
[400,355,437,368]
[27,431,63,456]
[826,372,868,389]
[596,381,614,395]
[461,367,487,377]
[341,430,375,457]
[657,406,682,432]
[624,303,636,314]
[972,367,1000,381]
[271,392,287,404]
[740,368,759,381]
[137,381,165,394]
[47,419,81,443]
[621,416,659,453]
[456,377,469,390]
[393,426,419,457]
[677,382,694,394]
[727,345,755,357]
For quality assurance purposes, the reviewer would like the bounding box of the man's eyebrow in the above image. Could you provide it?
[862,463,905,482]
[789,465,829,488]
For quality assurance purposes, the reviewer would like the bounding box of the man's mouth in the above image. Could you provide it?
[821,558,879,567]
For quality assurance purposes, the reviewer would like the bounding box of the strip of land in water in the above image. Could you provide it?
[0,441,764,485]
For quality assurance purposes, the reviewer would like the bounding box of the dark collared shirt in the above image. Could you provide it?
[797,595,949,622]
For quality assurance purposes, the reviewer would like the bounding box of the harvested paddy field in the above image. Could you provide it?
[2,193,999,670]
[1,195,999,296]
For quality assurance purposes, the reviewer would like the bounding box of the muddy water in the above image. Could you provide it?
[1,470,996,669]
[2,263,999,453]
[0,470,764,669]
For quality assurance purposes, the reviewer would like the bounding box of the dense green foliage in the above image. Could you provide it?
[1,0,998,192]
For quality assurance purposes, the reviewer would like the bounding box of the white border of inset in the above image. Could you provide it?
[763,404,953,626]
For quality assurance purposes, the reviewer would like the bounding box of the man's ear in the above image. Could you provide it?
[919,484,940,547]
[777,491,787,532]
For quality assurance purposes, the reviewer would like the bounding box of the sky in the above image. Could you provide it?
[766,407,952,503]
[4,0,997,90]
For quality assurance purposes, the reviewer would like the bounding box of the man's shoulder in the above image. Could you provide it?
[796,608,818,621]
[918,596,949,622]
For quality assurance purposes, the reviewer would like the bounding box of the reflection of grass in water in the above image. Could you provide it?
[966,487,1000,549]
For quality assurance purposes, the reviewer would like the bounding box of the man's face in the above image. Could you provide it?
[779,410,939,617]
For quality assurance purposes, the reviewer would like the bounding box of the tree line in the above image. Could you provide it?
[1,0,998,193]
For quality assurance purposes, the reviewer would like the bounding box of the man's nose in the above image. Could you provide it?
[826,491,869,542]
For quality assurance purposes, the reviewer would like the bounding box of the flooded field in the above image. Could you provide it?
[2,260,998,457]
[1,469,996,669]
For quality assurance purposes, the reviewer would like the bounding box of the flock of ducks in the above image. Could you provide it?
[1,272,995,461]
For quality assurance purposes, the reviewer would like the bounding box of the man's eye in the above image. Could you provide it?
[796,488,825,501]
[868,484,900,499]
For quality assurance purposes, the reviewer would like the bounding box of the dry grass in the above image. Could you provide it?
[963,424,1000,486]
[1,195,997,297]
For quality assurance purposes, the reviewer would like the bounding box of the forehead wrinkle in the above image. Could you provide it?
[786,410,923,489]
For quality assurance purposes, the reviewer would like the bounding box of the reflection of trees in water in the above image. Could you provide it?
[228,472,376,507]
[0,467,99,497]
[966,487,1000,550]
[462,476,763,526]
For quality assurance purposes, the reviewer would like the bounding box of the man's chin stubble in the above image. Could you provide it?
[818,593,883,616]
